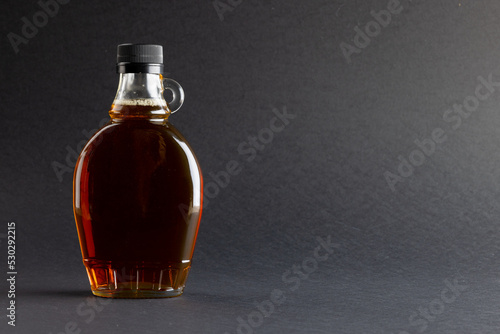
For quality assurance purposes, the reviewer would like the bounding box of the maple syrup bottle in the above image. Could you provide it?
[73,44,203,298]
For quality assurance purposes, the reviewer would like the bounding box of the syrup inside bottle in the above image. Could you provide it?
[73,74,202,298]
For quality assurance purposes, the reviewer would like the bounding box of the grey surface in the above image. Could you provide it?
[2,0,500,333]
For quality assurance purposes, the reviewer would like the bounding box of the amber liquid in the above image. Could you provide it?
[73,103,203,298]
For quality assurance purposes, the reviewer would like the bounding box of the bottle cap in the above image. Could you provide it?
[116,44,164,74]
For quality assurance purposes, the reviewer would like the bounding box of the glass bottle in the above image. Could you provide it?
[73,44,203,298]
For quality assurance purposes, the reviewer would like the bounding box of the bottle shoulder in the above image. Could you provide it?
[77,120,196,164]
[88,120,187,143]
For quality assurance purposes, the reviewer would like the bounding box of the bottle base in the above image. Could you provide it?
[91,285,184,298]
[84,259,190,298]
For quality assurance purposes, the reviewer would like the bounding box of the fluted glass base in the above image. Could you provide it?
[84,259,191,298]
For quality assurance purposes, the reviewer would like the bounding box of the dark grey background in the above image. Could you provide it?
[1,0,500,333]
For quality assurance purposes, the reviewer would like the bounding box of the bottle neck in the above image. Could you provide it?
[110,73,170,121]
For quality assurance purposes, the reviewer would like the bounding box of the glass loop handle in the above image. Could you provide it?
[162,78,185,113]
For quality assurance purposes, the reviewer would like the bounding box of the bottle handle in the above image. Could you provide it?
[162,78,185,113]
